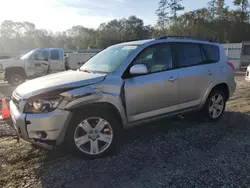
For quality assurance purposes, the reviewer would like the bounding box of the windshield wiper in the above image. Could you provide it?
[79,69,109,74]
[93,70,109,74]
[79,69,92,73]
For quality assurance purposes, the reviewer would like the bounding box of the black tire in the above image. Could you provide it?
[202,89,226,122]
[7,72,25,86]
[64,109,122,159]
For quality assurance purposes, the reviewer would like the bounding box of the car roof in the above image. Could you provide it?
[115,37,220,47]
[116,39,154,46]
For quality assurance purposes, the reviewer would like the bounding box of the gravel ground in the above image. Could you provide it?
[1,76,250,188]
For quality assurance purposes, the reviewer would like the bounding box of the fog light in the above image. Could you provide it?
[36,131,47,139]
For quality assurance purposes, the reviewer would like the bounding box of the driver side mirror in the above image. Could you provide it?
[129,64,148,75]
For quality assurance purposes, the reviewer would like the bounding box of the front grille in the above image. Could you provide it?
[12,92,21,110]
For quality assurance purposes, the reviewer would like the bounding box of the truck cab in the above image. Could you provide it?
[0,48,65,86]
[26,48,65,76]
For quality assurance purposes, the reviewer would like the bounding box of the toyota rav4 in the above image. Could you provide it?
[9,36,236,159]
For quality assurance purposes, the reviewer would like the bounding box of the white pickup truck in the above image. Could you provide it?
[0,48,100,86]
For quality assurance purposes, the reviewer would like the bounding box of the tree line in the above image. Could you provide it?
[0,0,249,55]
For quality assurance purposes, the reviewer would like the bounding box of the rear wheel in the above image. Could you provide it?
[202,90,226,121]
[64,109,122,159]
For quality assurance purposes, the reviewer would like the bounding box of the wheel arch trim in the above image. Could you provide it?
[5,66,27,78]
[200,82,229,108]
[64,93,127,126]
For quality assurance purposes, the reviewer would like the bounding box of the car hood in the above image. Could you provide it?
[0,58,15,62]
[14,70,106,99]
[0,58,25,68]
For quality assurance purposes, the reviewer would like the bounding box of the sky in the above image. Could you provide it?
[0,0,234,32]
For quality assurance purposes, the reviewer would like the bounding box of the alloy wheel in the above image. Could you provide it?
[208,94,224,119]
[74,117,113,155]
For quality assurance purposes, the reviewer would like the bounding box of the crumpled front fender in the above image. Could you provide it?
[60,86,127,125]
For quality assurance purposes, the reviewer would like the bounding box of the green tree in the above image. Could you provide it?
[234,0,249,22]
[96,16,152,48]
[168,0,184,22]
[216,0,227,19]
[156,0,184,34]
[208,0,216,20]
[155,0,169,30]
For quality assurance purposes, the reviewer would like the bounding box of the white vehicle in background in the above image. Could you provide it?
[65,49,102,68]
[223,41,250,71]
[0,48,101,86]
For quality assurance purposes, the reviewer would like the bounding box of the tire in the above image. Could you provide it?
[7,72,25,86]
[64,109,122,159]
[202,89,226,122]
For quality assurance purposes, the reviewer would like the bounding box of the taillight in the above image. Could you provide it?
[227,61,235,71]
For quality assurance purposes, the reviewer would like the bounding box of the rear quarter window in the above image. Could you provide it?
[201,44,220,63]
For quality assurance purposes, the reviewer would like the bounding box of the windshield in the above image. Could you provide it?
[80,45,138,73]
[20,49,35,60]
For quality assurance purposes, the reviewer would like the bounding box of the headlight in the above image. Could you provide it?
[24,96,63,113]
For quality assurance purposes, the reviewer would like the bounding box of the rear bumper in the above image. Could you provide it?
[9,100,72,147]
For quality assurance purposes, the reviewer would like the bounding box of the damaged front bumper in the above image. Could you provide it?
[9,100,72,147]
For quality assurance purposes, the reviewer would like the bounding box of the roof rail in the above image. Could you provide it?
[155,36,216,42]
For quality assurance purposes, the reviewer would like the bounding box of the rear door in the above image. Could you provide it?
[48,49,65,73]
[171,42,217,108]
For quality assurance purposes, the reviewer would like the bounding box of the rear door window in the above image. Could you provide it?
[171,43,203,68]
[201,44,220,63]
[50,50,60,60]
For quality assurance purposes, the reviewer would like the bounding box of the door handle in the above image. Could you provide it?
[168,76,177,82]
[208,70,213,75]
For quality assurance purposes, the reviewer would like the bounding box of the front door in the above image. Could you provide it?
[48,49,65,74]
[30,49,49,77]
[124,43,179,122]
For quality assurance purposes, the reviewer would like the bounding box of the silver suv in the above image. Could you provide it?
[10,36,236,158]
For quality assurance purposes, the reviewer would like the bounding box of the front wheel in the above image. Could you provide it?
[202,90,226,121]
[64,110,121,159]
[7,73,25,86]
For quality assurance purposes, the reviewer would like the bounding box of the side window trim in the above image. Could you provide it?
[49,50,52,61]
[199,44,206,62]
[122,42,175,78]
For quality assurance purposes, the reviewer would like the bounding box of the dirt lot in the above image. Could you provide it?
[1,75,250,188]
